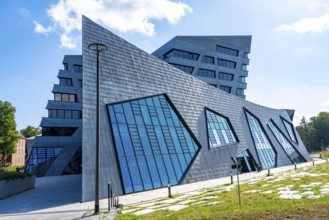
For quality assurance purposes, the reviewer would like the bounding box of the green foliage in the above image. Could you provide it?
[20,125,41,138]
[296,112,329,152]
[0,171,32,181]
[0,100,20,165]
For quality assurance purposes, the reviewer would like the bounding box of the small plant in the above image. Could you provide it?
[0,171,32,181]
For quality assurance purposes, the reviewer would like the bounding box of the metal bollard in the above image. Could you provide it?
[326,158,328,163]
[168,181,172,198]
[230,171,233,184]
[312,160,315,166]
[112,193,116,208]
[108,182,112,211]
[294,163,297,170]
[268,169,270,176]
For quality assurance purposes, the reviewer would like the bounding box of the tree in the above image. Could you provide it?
[296,112,329,152]
[20,125,41,138]
[0,101,20,165]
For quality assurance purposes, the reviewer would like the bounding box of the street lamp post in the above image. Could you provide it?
[88,43,108,214]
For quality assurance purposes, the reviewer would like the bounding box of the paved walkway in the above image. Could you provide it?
[0,158,326,219]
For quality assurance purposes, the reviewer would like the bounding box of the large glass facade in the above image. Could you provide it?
[108,94,200,194]
[25,147,63,176]
[268,120,305,163]
[281,117,297,143]
[206,109,237,148]
[245,110,276,169]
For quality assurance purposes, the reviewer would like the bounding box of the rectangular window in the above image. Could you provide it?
[171,63,194,74]
[69,94,76,102]
[196,68,216,78]
[59,78,72,86]
[209,84,217,88]
[164,49,199,61]
[54,93,61,101]
[62,94,69,102]
[201,55,214,64]
[241,64,248,71]
[217,59,236,69]
[73,65,82,73]
[219,86,231,93]
[236,88,244,95]
[53,93,77,102]
[219,72,234,81]
[238,76,246,83]
[216,45,239,56]
[243,52,249,59]
[63,63,68,71]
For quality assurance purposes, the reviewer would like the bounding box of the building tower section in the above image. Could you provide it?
[152,36,251,98]
[26,55,83,176]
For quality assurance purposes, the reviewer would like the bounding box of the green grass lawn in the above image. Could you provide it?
[116,162,329,220]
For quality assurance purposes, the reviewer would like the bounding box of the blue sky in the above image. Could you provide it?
[1,0,329,130]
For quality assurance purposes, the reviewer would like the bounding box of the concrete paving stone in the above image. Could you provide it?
[261,190,274,194]
[189,201,208,206]
[133,208,156,215]
[279,194,302,199]
[184,191,203,196]
[244,190,261,194]
[308,195,321,199]
[278,190,299,195]
[137,202,157,208]
[308,182,322,186]
[300,191,314,195]
[121,208,139,214]
[158,197,183,204]
[178,199,196,205]
[207,201,221,205]
[160,204,188,211]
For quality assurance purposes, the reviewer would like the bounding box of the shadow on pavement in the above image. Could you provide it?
[0,174,82,215]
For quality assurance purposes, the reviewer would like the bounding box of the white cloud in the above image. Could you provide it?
[275,13,329,33]
[34,0,192,48]
[19,8,30,15]
[33,21,54,35]
[321,99,329,107]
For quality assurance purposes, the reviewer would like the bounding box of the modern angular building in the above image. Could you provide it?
[26,55,83,176]
[152,36,251,98]
[81,17,311,201]
[26,16,310,202]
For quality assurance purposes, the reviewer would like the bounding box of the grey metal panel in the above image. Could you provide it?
[82,16,310,202]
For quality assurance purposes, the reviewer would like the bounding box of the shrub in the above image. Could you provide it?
[0,171,32,181]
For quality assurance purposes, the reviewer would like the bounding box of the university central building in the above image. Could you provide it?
[26,16,311,202]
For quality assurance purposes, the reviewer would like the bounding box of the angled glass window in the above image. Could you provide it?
[25,147,63,176]
[217,58,236,69]
[268,120,305,163]
[245,110,276,169]
[170,63,194,74]
[196,68,216,78]
[108,94,200,194]
[281,117,298,143]
[164,49,199,61]
[202,55,214,64]
[206,109,238,148]
[216,45,239,56]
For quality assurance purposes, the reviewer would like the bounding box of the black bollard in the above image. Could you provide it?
[312,160,315,166]
[294,163,297,170]
[168,181,172,198]
[268,169,270,176]
[108,182,112,211]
